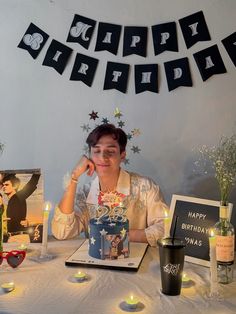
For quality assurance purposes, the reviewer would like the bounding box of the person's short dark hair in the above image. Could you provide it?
[86,124,127,153]
[2,174,20,191]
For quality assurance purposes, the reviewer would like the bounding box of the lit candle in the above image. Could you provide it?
[209,229,218,295]
[18,243,27,251]
[1,282,15,293]
[41,202,51,257]
[164,210,171,238]
[182,272,191,287]
[125,295,139,309]
[74,271,87,282]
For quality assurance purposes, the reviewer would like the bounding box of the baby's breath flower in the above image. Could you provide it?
[197,134,236,205]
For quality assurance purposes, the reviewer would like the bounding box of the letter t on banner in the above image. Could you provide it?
[164,57,192,91]
[103,61,130,93]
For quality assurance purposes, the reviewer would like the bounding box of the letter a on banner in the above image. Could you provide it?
[179,11,211,49]
[193,44,227,81]
[42,39,73,74]
[70,53,99,87]
[103,62,130,93]
[123,26,148,57]
[135,64,158,94]
[152,22,178,55]
[67,14,96,49]
[18,23,49,59]
[95,22,122,55]
[164,57,193,91]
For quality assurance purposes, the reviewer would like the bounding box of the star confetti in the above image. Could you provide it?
[89,110,99,120]
[81,124,91,132]
[131,128,141,136]
[120,228,127,237]
[101,117,109,124]
[90,237,96,245]
[100,229,108,236]
[127,133,132,140]
[83,144,89,155]
[114,107,122,119]
[123,158,129,165]
[118,120,125,128]
[131,146,141,153]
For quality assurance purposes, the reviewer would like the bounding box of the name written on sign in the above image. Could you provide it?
[181,211,210,247]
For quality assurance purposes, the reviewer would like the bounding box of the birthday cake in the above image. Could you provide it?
[88,191,130,260]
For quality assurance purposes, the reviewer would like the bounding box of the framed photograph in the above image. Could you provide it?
[0,169,44,243]
[169,194,233,267]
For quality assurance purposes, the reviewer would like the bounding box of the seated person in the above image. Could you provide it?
[52,124,169,246]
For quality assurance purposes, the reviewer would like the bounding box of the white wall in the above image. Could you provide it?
[1,0,236,220]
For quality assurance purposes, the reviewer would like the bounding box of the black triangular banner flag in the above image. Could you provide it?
[123,26,148,57]
[70,53,98,87]
[95,22,122,55]
[164,57,192,91]
[135,64,158,94]
[66,14,96,49]
[103,62,130,93]
[222,32,236,67]
[193,44,227,81]
[179,11,211,49]
[42,39,73,75]
[18,23,49,59]
[152,22,178,55]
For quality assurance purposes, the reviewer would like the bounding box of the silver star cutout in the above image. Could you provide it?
[100,229,108,236]
[90,237,96,245]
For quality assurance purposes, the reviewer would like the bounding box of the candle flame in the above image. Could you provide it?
[209,229,215,237]
[44,201,51,211]
[164,210,169,218]
[130,295,133,301]
[182,273,186,279]
[78,271,81,275]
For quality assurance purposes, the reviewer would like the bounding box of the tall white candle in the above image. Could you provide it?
[209,229,218,295]
[164,210,171,238]
[41,202,51,256]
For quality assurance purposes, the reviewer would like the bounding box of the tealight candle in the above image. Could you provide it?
[209,229,218,295]
[164,210,171,238]
[74,271,87,282]
[125,295,139,309]
[1,282,15,293]
[18,243,27,251]
[182,272,191,283]
[41,202,51,257]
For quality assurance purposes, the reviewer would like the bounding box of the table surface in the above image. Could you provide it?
[0,238,236,314]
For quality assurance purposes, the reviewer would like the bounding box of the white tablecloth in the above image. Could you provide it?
[0,238,236,314]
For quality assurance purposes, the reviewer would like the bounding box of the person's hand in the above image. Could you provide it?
[71,155,95,180]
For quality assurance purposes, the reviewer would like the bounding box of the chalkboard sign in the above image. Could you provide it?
[169,194,233,267]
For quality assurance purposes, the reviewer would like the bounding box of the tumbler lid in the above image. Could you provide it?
[157,237,186,248]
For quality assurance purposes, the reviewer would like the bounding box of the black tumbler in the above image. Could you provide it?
[157,238,186,296]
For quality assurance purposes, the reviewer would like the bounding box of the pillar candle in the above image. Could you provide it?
[209,229,218,295]
[41,202,51,256]
[164,210,171,238]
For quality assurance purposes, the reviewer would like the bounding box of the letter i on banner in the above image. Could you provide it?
[42,39,73,75]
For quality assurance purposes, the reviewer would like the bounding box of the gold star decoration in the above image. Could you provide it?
[114,107,122,119]
[131,128,141,136]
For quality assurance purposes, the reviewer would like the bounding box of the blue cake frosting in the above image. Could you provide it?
[89,218,129,260]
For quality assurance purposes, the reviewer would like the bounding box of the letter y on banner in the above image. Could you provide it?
[179,11,211,49]
[18,23,49,59]
[193,44,227,81]
[164,57,192,91]
[42,39,73,74]
[67,14,96,49]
